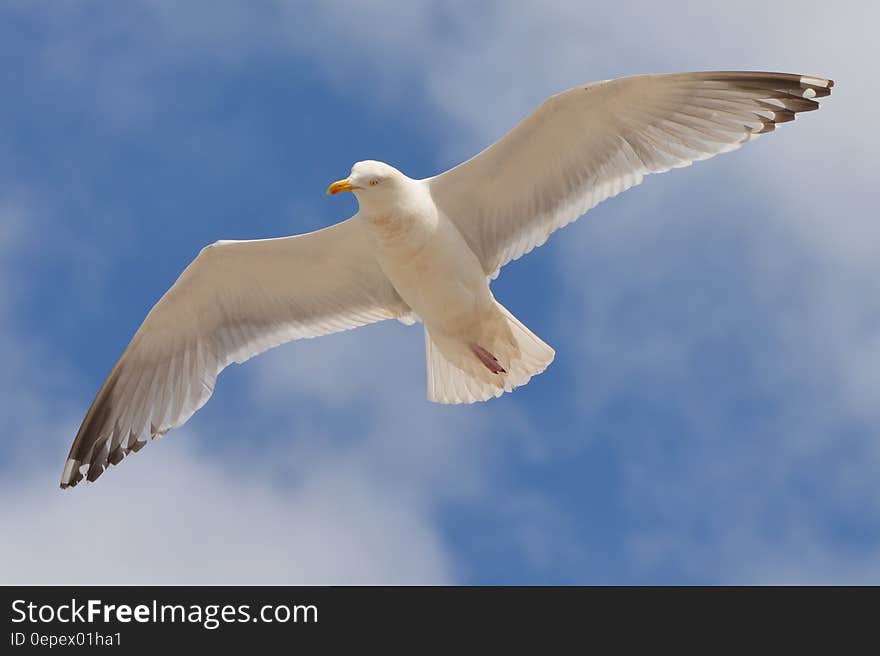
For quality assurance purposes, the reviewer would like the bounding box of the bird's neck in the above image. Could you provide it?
[359,191,437,260]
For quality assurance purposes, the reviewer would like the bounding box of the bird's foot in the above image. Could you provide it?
[470,343,506,374]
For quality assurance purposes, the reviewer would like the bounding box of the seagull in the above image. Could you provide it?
[61,71,834,488]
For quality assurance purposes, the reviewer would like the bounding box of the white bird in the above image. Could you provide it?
[61,71,833,488]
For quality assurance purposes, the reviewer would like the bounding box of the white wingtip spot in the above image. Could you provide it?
[61,458,78,485]
[800,75,830,88]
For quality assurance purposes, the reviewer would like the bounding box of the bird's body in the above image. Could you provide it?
[348,164,556,401]
[372,198,487,336]
[61,70,834,488]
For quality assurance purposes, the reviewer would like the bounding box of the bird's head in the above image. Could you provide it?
[327,160,410,212]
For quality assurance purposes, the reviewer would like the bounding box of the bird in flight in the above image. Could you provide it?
[61,71,834,488]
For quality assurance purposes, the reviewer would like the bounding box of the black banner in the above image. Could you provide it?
[0,585,865,649]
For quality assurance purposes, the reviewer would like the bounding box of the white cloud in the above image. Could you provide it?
[0,435,455,584]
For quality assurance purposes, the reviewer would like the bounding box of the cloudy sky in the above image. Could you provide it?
[1,0,877,584]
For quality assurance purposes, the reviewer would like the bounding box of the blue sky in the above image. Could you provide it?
[1,0,878,584]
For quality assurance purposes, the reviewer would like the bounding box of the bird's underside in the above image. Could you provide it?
[61,70,833,488]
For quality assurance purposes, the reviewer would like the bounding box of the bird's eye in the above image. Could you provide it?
[369,179,379,186]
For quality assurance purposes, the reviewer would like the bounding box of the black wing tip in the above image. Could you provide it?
[696,71,834,136]
[59,458,84,489]
[688,71,834,96]
[59,438,149,490]
[59,454,108,490]
[59,458,109,490]
[800,75,834,98]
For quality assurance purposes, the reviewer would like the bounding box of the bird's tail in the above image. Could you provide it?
[425,301,555,404]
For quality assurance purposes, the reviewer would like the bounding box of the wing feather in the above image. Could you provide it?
[62,217,408,488]
[428,71,833,277]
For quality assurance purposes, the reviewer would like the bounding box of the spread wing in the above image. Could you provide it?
[429,71,833,278]
[62,217,409,488]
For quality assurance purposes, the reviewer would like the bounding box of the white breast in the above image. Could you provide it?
[361,187,491,335]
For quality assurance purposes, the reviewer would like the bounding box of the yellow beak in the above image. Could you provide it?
[327,178,361,195]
